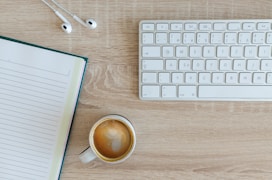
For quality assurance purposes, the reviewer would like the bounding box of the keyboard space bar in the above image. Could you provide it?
[199,86,272,99]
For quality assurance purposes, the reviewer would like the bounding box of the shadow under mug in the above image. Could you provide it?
[79,114,136,164]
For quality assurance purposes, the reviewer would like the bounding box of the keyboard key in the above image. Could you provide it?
[220,60,232,70]
[142,23,154,30]
[231,46,243,57]
[142,73,157,83]
[142,46,160,57]
[142,60,163,70]
[166,60,177,70]
[189,46,202,57]
[193,60,205,70]
[212,73,224,83]
[233,60,246,70]
[142,33,154,44]
[156,33,167,44]
[142,86,160,98]
[261,60,272,70]
[162,86,177,97]
[226,73,238,83]
[258,46,271,58]
[159,73,170,83]
[225,33,237,44]
[238,33,251,44]
[242,22,255,30]
[199,86,272,98]
[266,33,272,44]
[203,46,215,58]
[197,33,209,44]
[267,73,272,83]
[211,33,223,44]
[170,33,181,44]
[199,73,211,83]
[185,73,197,83]
[253,32,265,44]
[257,22,270,30]
[239,73,252,83]
[162,46,174,57]
[183,33,195,44]
[185,23,197,30]
[217,46,229,57]
[247,60,260,70]
[179,60,191,70]
[228,22,240,30]
[178,86,197,98]
[206,59,218,71]
[213,23,226,31]
[171,23,183,30]
[176,46,188,57]
[157,23,169,31]
[199,23,212,31]
[172,73,184,84]
[244,46,257,57]
[253,73,265,84]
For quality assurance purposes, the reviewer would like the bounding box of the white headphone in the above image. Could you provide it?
[41,0,97,33]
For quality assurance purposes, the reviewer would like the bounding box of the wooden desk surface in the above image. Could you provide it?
[1,0,272,179]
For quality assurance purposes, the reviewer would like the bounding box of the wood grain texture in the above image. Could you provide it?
[1,0,272,179]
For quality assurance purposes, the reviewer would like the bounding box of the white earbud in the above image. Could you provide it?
[51,0,97,30]
[73,16,97,30]
[55,11,72,33]
[42,0,72,33]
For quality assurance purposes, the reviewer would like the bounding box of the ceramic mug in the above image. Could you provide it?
[79,114,136,164]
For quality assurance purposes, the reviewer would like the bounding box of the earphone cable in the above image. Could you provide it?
[51,0,74,17]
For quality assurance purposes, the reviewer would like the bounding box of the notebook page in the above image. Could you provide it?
[0,38,86,180]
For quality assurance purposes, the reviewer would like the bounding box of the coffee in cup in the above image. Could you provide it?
[79,115,136,164]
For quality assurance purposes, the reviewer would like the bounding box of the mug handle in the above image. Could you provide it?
[79,147,96,164]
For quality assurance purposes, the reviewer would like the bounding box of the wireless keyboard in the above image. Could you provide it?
[139,20,272,101]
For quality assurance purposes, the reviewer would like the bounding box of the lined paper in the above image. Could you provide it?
[0,38,86,180]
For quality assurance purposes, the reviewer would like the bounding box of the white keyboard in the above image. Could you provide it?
[139,20,272,101]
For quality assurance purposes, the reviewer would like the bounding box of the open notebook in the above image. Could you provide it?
[0,36,87,180]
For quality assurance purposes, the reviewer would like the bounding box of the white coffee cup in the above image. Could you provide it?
[79,114,136,164]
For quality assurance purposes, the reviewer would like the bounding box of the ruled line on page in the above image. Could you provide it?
[0,156,48,169]
[0,130,53,146]
[0,122,56,138]
[0,102,60,118]
[1,82,65,99]
[0,58,68,76]
[0,150,50,164]
[0,112,56,127]
[0,93,61,108]
[0,107,59,123]
[0,130,54,146]
[0,72,66,89]
[0,161,47,174]
[0,97,60,113]
[0,78,65,95]
[0,165,46,179]
[0,66,68,84]
[0,146,50,160]
[0,116,56,133]
[0,141,52,156]
[0,172,36,180]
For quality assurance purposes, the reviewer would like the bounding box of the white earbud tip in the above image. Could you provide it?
[86,19,97,29]
[61,23,72,33]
